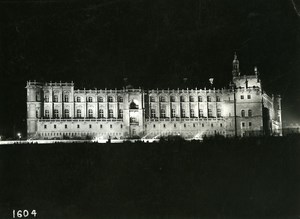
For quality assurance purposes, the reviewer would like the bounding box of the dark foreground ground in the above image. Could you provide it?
[0,136,299,219]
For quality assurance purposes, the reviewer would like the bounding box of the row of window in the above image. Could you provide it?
[43,109,123,119]
[150,109,222,118]
[44,124,123,129]
[150,96,222,103]
[241,95,252,100]
[40,132,123,137]
[241,109,252,117]
[44,96,124,103]
[147,123,224,129]
[241,122,252,128]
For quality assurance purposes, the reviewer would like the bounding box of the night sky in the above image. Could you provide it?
[0,0,299,138]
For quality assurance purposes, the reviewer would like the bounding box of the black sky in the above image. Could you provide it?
[0,0,299,137]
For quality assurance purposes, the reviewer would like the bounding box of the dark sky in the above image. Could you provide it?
[0,0,299,137]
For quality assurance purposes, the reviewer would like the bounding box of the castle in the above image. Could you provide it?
[26,54,282,140]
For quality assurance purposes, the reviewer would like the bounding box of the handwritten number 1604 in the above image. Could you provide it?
[12,210,37,218]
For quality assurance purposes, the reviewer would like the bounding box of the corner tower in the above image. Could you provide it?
[232,52,240,77]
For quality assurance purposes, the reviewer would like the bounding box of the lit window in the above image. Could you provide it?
[207,96,211,102]
[108,96,113,102]
[190,109,195,118]
[87,97,93,102]
[99,109,104,118]
[77,109,82,118]
[54,109,59,118]
[199,109,204,117]
[151,109,156,118]
[45,110,49,118]
[241,95,244,99]
[171,109,176,118]
[53,95,58,102]
[64,95,69,102]
[88,109,93,118]
[208,109,212,118]
[108,109,113,118]
[181,109,186,118]
[248,109,252,117]
[241,110,245,117]
[76,97,81,102]
[98,97,103,102]
[160,109,166,118]
[217,109,221,117]
[119,109,123,118]
[216,96,220,102]
[198,96,203,102]
[190,96,194,102]
[44,96,49,102]
[64,109,70,118]
[170,96,175,102]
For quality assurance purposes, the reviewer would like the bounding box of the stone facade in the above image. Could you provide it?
[26,54,282,140]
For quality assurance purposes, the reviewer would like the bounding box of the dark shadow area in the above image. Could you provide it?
[0,136,299,218]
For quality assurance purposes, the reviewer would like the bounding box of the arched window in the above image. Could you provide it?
[207,96,211,102]
[45,110,49,118]
[64,109,70,118]
[76,97,81,102]
[248,109,252,117]
[118,96,123,102]
[98,96,103,102]
[130,101,138,109]
[151,109,156,118]
[44,96,49,102]
[108,96,113,102]
[180,96,185,102]
[99,109,104,118]
[64,95,69,102]
[77,109,82,118]
[108,109,113,118]
[150,96,155,102]
[216,96,220,102]
[190,96,194,102]
[198,96,203,102]
[190,109,195,118]
[54,109,59,118]
[160,96,166,102]
[87,97,93,102]
[171,109,176,118]
[241,110,245,117]
[160,109,166,118]
[88,109,93,118]
[170,96,175,102]
[53,95,58,102]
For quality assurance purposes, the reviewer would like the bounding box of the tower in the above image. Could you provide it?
[232,52,240,77]
[26,81,43,138]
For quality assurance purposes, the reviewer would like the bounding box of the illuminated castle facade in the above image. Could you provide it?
[26,54,282,140]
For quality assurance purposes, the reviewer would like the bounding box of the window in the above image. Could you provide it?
[45,110,49,118]
[98,96,103,102]
[65,124,67,129]
[76,97,81,102]
[248,109,252,117]
[88,109,93,118]
[193,123,196,127]
[53,95,58,102]
[77,124,80,128]
[247,95,251,99]
[64,95,69,102]
[44,96,49,102]
[163,124,166,128]
[87,97,93,102]
[36,111,39,118]
[110,124,112,128]
[208,109,212,118]
[36,93,40,101]
[181,109,186,118]
[121,124,123,128]
[54,124,57,129]
[150,96,155,102]
[160,96,166,102]
[216,96,220,102]
[202,123,204,127]
[241,122,245,127]
[108,109,113,118]
[199,109,204,117]
[241,95,244,99]
[99,109,104,118]
[190,96,194,102]
[119,109,123,118]
[89,124,92,128]
[211,123,213,127]
[77,109,82,118]
[64,109,70,118]
[190,109,195,118]
[118,96,123,102]
[170,96,175,102]
[54,109,59,118]
[171,109,176,118]
[160,109,166,118]
[184,124,186,128]
[217,109,221,117]
[174,124,176,128]
[44,125,47,129]
[241,110,245,117]
[180,96,185,102]
[220,123,223,127]
[249,122,252,127]
[153,124,156,128]
[207,96,211,102]
[100,124,102,128]
[108,96,113,102]
[198,96,203,102]
[151,109,156,118]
